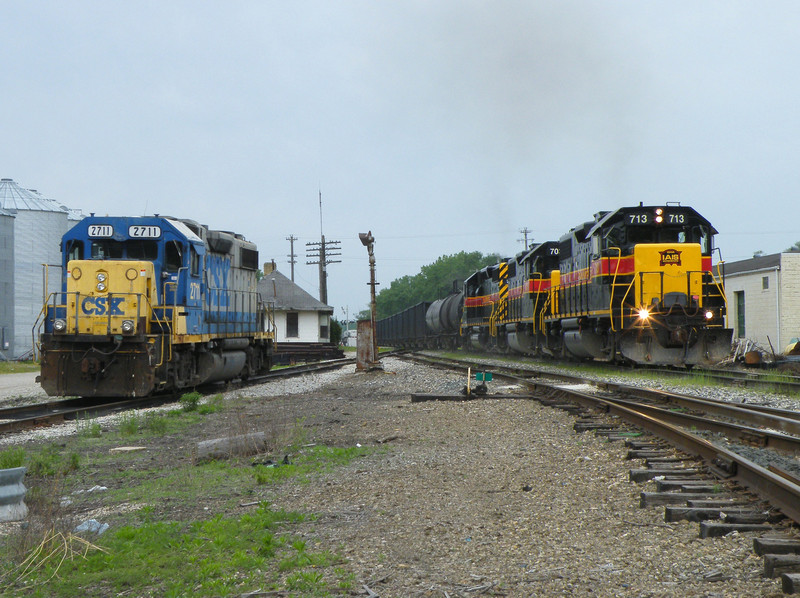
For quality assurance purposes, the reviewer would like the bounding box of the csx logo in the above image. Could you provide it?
[81,296,125,315]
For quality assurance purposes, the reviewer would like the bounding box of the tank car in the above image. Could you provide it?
[425,291,463,350]
[36,215,274,397]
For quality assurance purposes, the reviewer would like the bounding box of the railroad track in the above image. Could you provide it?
[406,349,800,395]
[0,357,356,436]
[404,351,800,587]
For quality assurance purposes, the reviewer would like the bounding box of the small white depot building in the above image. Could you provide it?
[257,267,333,344]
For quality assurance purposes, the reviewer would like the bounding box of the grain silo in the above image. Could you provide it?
[0,179,82,359]
[0,207,14,359]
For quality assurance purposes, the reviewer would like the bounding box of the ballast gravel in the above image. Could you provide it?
[230,358,782,597]
[0,357,789,596]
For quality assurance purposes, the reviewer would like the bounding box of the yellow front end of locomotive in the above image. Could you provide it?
[633,243,704,309]
[65,260,156,336]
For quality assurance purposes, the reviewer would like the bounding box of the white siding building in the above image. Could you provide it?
[257,268,333,344]
[0,179,83,359]
[723,253,800,352]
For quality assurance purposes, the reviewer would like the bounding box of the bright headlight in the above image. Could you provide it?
[705,310,714,320]
[637,308,650,321]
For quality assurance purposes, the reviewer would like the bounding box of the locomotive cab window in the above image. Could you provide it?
[165,241,183,272]
[91,240,124,259]
[126,240,158,260]
[190,246,200,276]
[66,240,83,262]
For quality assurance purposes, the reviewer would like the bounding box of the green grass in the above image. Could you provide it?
[0,361,39,375]
[0,399,380,597]
[0,504,338,597]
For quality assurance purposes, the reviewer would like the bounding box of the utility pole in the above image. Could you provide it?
[305,190,340,305]
[518,227,532,249]
[286,235,298,281]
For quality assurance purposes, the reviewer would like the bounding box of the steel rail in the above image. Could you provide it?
[0,358,356,436]
[526,380,800,524]
[398,352,800,523]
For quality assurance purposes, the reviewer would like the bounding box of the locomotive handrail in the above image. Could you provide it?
[607,247,622,332]
[529,273,544,334]
[32,290,171,368]
[711,260,728,313]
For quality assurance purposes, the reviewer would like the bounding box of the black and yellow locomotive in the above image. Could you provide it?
[379,203,732,367]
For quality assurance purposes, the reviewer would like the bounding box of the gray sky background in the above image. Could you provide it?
[4,1,800,320]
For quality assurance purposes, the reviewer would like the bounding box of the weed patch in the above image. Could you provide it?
[0,504,339,597]
[0,447,26,469]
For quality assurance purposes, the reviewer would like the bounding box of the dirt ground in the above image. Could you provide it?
[1,358,783,597]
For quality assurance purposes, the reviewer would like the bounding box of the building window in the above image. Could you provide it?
[319,314,329,341]
[762,276,769,290]
[734,291,745,338]
[286,312,299,338]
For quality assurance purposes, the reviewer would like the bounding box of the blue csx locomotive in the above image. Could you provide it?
[36,215,274,397]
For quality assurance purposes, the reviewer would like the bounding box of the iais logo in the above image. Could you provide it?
[659,249,682,266]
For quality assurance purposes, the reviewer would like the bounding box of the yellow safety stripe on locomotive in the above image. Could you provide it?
[496,262,508,320]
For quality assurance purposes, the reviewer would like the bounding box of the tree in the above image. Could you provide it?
[330,319,342,345]
[786,242,800,253]
[374,251,502,318]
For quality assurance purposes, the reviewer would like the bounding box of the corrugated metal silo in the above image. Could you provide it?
[0,207,14,358]
[0,179,82,359]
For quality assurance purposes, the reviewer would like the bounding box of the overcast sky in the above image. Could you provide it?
[4,2,800,319]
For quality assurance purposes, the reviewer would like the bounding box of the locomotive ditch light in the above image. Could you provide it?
[704,310,714,320]
[637,307,651,321]
[53,319,67,333]
[121,320,135,334]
